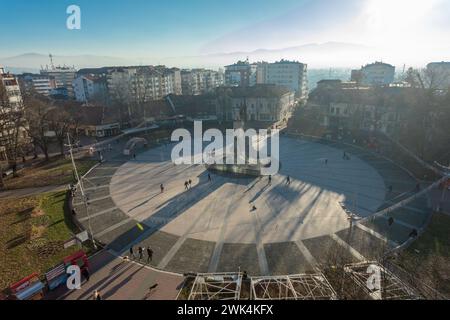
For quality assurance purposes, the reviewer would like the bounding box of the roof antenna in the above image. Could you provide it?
[49,53,55,69]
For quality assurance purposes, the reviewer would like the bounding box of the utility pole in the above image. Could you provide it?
[66,133,97,249]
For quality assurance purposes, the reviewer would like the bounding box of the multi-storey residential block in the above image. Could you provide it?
[73,74,108,103]
[20,73,56,96]
[181,69,224,95]
[107,66,181,104]
[352,62,395,87]
[225,59,309,102]
[40,65,77,98]
[224,60,258,87]
[426,61,450,90]
[264,60,308,102]
[0,67,28,160]
[0,67,22,110]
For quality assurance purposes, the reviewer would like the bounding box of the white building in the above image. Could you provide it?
[181,69,224,95]
[225,60,258,87]
[358,62,395,86]
[107,66,181,103]
[0,67,22,109]
[73,75,107,103]
[225,59,309,102]
[40,65,77,98]
[21,74,55,96]
[263,60,308,102]
[426,62,450,90]
[0,67,27,160]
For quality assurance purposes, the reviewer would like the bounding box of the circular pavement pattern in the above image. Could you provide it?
[74,136,430,276]
[110,137,386,244]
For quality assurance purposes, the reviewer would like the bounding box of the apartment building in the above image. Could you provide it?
[181,69,224,95]
[224,60,258,87]
[0,67,22,109]
[264,60,308,102]
[20,73,55,96]
[0,67,28,160]
[107,66,181,104]
[73,74,108,103]
[352,62,395,86]
[225,59,309,102]
[426,61,450,90]
[40,65,77,98]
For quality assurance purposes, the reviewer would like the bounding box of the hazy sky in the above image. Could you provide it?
[1,0,449,66]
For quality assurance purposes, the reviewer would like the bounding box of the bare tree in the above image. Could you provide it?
[0,81,28,182]
[22,95,54,161]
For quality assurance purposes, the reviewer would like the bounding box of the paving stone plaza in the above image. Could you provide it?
[73,135,430,276]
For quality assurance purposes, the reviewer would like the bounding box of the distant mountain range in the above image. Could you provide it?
[158,42,375,69]
[0,53,138,73]
[0,42,376,73]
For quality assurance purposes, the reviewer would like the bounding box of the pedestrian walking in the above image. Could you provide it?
[268,175,272,185]
[286,176,291,185]
[160,184,164,193]
[188,179,192,188]
[93,290,102,300]
[208,173,212,182]
[138,247,143,261]
[129,246,134,259]
[147,247,154,263]
[388,217,394,226]
[82,267,90,282]
[185,181,189,190]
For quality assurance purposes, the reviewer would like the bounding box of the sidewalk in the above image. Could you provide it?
[0,185,67,199]
[46,250,184,300]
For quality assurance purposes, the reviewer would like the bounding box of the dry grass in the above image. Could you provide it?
[396,213,450,297]
[0,191,88,290]
[4,158,97,190]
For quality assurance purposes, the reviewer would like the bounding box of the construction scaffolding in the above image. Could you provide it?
[188,273,242,300]
[343,262,420,300]
[250,274,337,300]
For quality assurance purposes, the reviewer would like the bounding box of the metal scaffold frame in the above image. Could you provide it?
[250,274,337,300]
[188,273,242,300]
[343,262,420,300]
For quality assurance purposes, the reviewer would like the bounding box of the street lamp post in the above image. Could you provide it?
[66,133,97,250]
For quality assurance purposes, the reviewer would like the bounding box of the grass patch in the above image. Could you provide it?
[4,157,97,190]
[0,191,89,290]
[396,213,450,296]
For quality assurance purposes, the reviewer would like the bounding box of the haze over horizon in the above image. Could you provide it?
[1,0,449,70]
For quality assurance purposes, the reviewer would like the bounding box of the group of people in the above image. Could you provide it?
[129,246,154,263]
[184,179,193,190]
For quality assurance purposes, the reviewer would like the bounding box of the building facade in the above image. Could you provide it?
[73,75,108,103]
[426,61,450,90]
[224,60,258,87]
[225,59,309,102]
[181,69,224,95]
[353,62,395,86]
[264,60,308,102]
[40,66,77,98]
[107,66,182,103]
[0,67,28,160]
[215,84,295,124]
[20,74,55,96]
